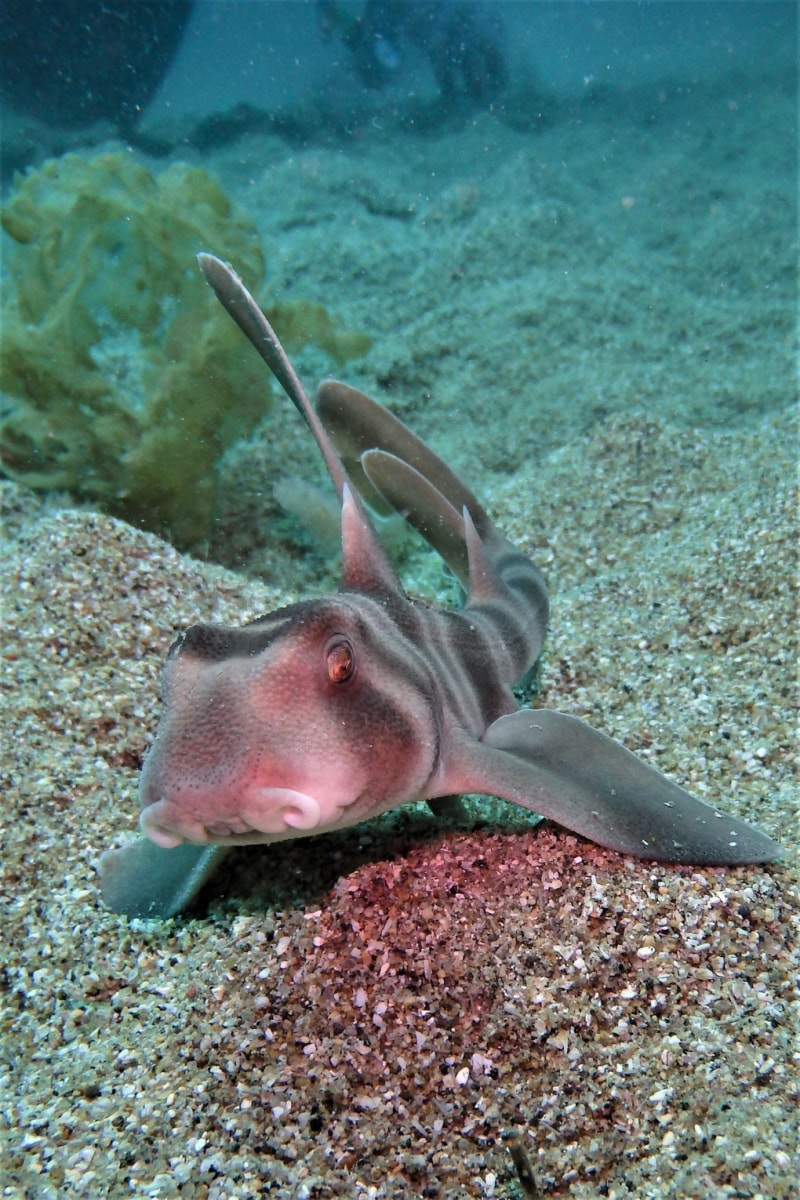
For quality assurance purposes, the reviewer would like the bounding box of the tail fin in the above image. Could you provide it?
[317,380,495,585]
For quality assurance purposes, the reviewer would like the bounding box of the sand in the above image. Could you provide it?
[1,51,797,1200]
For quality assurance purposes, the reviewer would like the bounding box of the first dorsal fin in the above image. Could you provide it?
[197,254,403,598]
[339,482,405,594]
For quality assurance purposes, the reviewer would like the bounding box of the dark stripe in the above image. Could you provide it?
[171,600,331,663]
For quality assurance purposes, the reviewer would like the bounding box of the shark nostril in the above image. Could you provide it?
[282,807,307,828]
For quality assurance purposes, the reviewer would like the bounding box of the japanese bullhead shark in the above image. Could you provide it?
[98,254,781,918]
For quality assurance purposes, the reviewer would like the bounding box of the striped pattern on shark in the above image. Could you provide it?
[98,254,781,918]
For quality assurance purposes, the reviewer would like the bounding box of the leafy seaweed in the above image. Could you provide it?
[0,152,370,547]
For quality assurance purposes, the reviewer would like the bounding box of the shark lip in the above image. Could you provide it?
[139,788,331,848]
[140,802,208,848]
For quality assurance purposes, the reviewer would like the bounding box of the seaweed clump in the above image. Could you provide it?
[0,152,370,547]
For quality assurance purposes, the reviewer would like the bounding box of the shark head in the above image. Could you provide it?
[138,591,443,849]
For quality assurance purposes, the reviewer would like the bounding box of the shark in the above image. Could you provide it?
[98,253,782,919]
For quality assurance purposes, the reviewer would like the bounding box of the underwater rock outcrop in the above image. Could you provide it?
[0,152,370,547]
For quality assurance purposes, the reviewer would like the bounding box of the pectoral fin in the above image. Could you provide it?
[453,710,781,865]
[98,840,230,918]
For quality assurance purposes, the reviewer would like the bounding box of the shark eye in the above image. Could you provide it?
[326,637,355,684]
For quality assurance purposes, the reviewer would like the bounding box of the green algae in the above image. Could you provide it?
[0,152,370,548]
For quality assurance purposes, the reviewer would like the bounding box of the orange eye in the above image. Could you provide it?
[326,638,355,684]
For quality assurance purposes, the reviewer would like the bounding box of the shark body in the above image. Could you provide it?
[99,254,781,918]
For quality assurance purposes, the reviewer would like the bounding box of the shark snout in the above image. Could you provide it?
[139,778,338,848]
[138,725,349,847]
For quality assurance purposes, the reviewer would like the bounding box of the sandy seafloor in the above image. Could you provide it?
[2,54,798,1200]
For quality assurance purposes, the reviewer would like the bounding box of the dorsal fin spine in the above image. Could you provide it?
[197,253,402,596]
[463,506,506,605]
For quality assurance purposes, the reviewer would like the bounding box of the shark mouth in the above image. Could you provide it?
[140,787,336,848]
